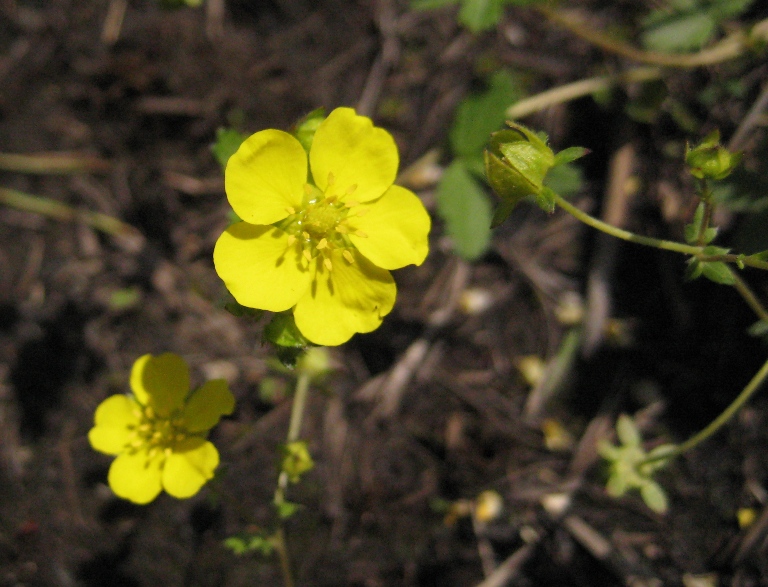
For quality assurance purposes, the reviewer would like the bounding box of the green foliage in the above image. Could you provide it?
[225,532,276,556]
[411,0,542,32]
[280,441,315,484]
[436,160,493,260]
[451,71,522,157]
[641,0,755,52]
[599,415,675,514]
[684,202,719,245]
[263,313,311,368]
[211,128,248,170]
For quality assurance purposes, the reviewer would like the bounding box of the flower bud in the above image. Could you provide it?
[685,129,741,180]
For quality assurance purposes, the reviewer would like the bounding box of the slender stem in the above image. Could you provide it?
[271,371,312,587]
[537,6,763,68]
[0,152,109,174]
[699,254,768,271]
[643,356,768,465]
[731,271,768,322]
[553,194,704,256]
[506,67,662,119]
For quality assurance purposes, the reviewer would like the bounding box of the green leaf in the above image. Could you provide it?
[264,313,309,349]
[642,12,716,52]
[458,0,505,32]
[700,261,736,285]
[616,414,641,447]
[410,0,458,9]
[211,128,248,170]
[640,480,669,514]
[436,159,493,260]
[276,501,301,519]
[450,71,521,157]
[543,162,583,197]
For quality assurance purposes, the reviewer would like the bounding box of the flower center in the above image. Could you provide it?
[126,404,188,461]
[278,173,368,271]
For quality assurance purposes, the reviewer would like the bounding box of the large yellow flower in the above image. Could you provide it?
[88,353,235,504]
[213,107,431,346]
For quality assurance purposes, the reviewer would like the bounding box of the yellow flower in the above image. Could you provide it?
[88,353,235,504]
[213,107,431,346]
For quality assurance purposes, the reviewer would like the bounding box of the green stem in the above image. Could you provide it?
[643,356,768,465]
[702,255,768,271]
[271,371,312,587]
[553,194,704,256]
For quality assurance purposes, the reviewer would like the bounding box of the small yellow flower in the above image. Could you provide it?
[213,107,431,346]
[88,353,235,504]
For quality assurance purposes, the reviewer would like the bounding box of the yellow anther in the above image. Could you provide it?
[354,208,370,217]
[287,234,296,246]
[346,184,358,194]
[324,257,333,271]
[316,238,328,250]
[327,172,335,186]
[303,249,313,262]
[345,200,360,208]
[302,231,310,240]
[325,195,337,204]
[144,406,155,419]
[286,206,296,215]
[342,250,355,264]
[355,230,368,238]
[335,225,349,234]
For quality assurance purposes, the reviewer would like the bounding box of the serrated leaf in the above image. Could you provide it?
[642,12,716,52]
[450,71,521,157]
[436,160,493,260]
[640,481,669,513]
[211,128,248,170]
[700,261,736,285]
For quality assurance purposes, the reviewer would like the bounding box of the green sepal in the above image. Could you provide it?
[640,480,669,513]
[684,202,718,245]
[222,298,265,321]
[292,108,326,154]
[275,501,301,519]
[616,414,641,446]
[553,146,590,166]
[211,127,248,170]
[280,440,315,484]
[685,129,742,180]
[534,186,557,214]
[263,313,311,368]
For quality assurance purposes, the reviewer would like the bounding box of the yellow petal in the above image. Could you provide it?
[310,108,398,203]
[349,185,431,270]
[130,353,189,417]
[293,249,396,346]
[108,450,164,504]
[162,438,219,499]
[88,395,141,455]
[184,379,235,433]
[225,129,306,225]
[214,223,311,312]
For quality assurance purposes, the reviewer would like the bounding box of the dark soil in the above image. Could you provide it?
[2,1,768,586]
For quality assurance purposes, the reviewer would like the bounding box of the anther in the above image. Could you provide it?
[335,225,349,234]
[287,235,296,246]
[316,238,328,250]
[302,231,310,240]
[346,184,357,194]
[324,258,333,271]
[355,230,368,238]
[327,172,335,186]
[303,250,313,262]
[345,200,359,208]
[286,206,296,215]
[342,250,355,264]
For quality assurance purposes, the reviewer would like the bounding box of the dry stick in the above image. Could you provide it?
[537,6,768,69]
[728,80,768,153]
[0,152,110,174]
[0,186,139,238]
[101,0,128,45]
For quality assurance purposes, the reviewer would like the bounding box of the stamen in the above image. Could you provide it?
[316,238,328,250]
[351,208,370,217]
[345,200,359,208]
[286,206,296,215]
[303,249,313,262]
[287,235,296,246]
[346,184,358,194]
[327,172,335,186]
[355,230,368,238]
[324,258,333,271]
[342,250,355,264]
[335,225,349,234]
[302,231,310,240]
[325,195,337,204]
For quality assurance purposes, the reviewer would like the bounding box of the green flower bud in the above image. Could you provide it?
[281,440,315,483]
[685,129,741,180]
